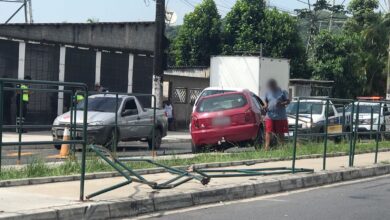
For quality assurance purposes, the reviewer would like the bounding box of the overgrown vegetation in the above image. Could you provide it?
[1,140,389,181]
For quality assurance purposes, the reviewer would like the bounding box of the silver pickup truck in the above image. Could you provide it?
[52,94,168,150]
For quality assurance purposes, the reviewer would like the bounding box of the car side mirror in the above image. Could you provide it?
[122,109,137,117]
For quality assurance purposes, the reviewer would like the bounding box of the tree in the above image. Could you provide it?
[223,3,309,78]
[345,0,389,95]
[223,0,266,54]
[86,18,99,23]
[170,0,221,66]
[310,31,365,98]
[262,9,310,78]
[295,0,346,53]
[345,0,380,32]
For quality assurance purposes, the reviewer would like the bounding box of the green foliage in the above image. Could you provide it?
[344,0,389,95]
[310,0,389,97]
[262,9,310,78]
[346,0,380,32]
[223,1,309,78]
[310,31,365,98]
[170,0,221,66]
[223,0,266,53]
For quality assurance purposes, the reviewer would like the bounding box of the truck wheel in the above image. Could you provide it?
[104,129,119,151]
[54,145,61,150]
[148,129,162,150]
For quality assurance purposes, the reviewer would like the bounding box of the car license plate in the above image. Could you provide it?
[213,117,231,126]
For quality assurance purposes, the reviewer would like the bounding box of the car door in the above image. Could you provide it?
[326,102,337,125]
[383,105,390,132]
[120,98,141,139]
[134,98,154,138]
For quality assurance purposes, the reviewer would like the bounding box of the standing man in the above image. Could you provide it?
[264,79,290,150]
[16,75,32,133]
[164,100,174,131]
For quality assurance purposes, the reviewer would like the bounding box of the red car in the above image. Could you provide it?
[190,90,263,153]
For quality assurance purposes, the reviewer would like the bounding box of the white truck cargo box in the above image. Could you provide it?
[210,56,290,99]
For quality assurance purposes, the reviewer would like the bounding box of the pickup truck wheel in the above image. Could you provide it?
[104,129,119,151]
[148,129,162,150]
[54,145,61,150]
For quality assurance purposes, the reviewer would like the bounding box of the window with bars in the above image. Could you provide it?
[189,88,202,105]
[173,87,187,104]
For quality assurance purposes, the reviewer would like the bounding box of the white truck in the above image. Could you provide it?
[286,99,351,135]
[348,101,390,133]
[210,56,290,99]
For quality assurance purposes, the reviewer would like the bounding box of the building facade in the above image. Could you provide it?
[0,22,155,127]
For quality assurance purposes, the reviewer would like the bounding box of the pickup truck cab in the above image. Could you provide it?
[347,101,390,132]
[286,99,350,135]
[52,94,168,150]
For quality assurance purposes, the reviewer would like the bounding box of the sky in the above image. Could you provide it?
[1,0,385,25]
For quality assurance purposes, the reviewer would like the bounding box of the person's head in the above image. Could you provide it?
[267,79,278,91]
[24,75,32,80]
[95,83,101,91]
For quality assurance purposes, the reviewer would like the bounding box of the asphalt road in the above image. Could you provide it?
[1,141,192,166]
[144,176,390,220]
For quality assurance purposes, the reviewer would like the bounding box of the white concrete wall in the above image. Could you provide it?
[127,54,134,93]
[17,42,26,80]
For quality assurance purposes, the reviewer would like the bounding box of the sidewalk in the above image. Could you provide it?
[162,130,191,143]
[0,152,389,219]
[2,130,191,145]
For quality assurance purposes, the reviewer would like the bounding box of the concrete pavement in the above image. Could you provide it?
[0,151,389,219]
[146,175,390,220]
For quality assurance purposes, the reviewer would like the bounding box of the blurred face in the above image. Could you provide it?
[268,81,277,91]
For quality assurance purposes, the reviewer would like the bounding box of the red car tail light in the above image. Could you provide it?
[192,116,200,129]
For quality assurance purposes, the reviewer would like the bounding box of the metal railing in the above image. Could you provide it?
[0,78,89,200]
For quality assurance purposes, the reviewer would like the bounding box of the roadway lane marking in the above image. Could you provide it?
[132,174,390,220]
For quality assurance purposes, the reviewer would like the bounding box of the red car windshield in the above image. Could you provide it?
[197,94,247,113]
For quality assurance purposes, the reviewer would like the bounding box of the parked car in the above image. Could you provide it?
[346,99,390,133]
[190,90,263,153]
[52,94,168,150]
[286,99,351,136]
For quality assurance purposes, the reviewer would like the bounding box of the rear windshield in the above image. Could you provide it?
[201,90,235,97]
[197,94,247,113]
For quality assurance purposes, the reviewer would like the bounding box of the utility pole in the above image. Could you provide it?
[386,1,390,99]
[152,0,165,108]
[387,38,390,100]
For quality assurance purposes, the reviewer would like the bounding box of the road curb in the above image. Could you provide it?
[1,164,390,220]
[161,138,191,144]
[1,148,390,187]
